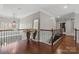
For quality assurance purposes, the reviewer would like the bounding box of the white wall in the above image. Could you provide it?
[50,17,56,30]
[66,19,73,35]
[74,14,79,29]
[19,12,40,29]
[56,12,75,36]
[40,12,56,44]
[40,12,53,29]
[19,15,33,29]
[20,11,56,30]
[74,14,79,43]
[20,18,33,29]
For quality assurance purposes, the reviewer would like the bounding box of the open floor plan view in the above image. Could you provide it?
[0,4,79,54]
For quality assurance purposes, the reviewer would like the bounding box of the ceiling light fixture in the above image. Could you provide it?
[64,5,68,9]
[64,4,69,9]
[57,16,60,18]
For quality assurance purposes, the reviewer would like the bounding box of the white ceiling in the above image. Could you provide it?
[0,4,79,18]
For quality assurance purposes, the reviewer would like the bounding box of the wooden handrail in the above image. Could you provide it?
[40,29,60,31]
[0,28,61,32]
[0,29,14,31]
[0,29,26,32]
[40,29,52,31]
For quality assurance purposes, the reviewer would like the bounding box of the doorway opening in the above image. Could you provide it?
[60,22,66,32]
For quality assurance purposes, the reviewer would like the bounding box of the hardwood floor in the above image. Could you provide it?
[0,40,53,54]
[0,36,79,54]
[55,36,78,54]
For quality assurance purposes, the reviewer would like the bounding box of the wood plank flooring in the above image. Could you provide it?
[55,36,78,54]
[0,36,79,54]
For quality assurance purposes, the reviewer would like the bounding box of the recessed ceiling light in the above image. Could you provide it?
[64,5,68,9]
[57,16,60,18]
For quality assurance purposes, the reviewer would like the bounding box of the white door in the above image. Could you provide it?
[33,19,38,29]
